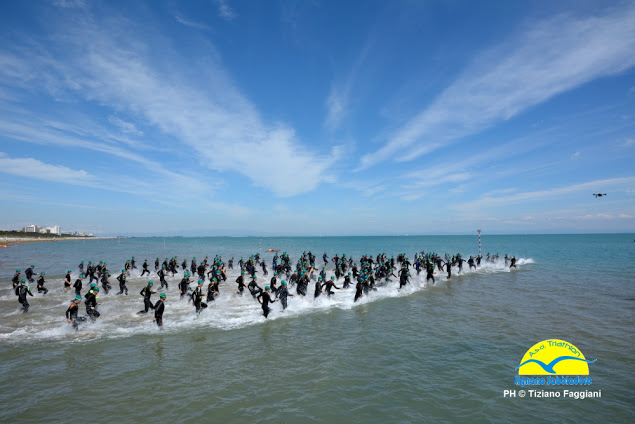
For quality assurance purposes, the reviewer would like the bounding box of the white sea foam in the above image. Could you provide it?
[0,257,532,344]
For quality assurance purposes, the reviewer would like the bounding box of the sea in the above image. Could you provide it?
[0,234,633,423]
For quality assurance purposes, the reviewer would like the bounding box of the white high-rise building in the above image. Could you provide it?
[24,225,38,233]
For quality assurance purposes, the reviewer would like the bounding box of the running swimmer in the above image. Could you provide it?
[138,281,156,314]
[64,270,72,292]
[116,269,128,295]
[66,295,86,330]
[257,286,277,318]
[192,280,207,315]
[15,279,33,312]
[277,280,293,311]
[153,293,166,327]
[85,286,101,321]
[36,272,48,294]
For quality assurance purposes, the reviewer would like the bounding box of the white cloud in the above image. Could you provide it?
[0,152,95,185]
[108,116,143,136]
[214,0,236,21]
[0,8,339,198]
[174,15,212,31]
[359,4,635,169]
[454,176,635,211]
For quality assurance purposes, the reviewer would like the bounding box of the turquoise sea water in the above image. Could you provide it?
[0,235,633,423]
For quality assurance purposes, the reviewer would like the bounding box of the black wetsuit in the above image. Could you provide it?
[399,272,409,289]
[323,280,340,296]
[12,273,20,289]
[100,273,111,294]
[154,299,165,327]
[354,281,363,302]
[510,257,517,268]
[73,278,83,296]
[192,286,207,314]
[16,284,33,312]
[138,285,156,313]
[248,280,262,298]
[258,291,276,318]
[66,301,86,330]
[179,277,190,298]
[84,292,100,320]
[343,275,352,289]
[117,273,128,295]
[37,275,48,294]
[141,262,150,276]
[25,268,35,283]
[64,273,72,289]
[158,269,168,289]
[278,286,291,310]
[314,281,323,299]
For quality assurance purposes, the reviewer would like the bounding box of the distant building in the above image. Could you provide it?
[23,224,61,235]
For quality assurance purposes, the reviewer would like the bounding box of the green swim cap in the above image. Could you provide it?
[148,281,154,285]
[90,283,96,288]
[75,295,81,301]
[16,269,20,273]
[331,276,334,279]
[94,287,100,291]
[160,293,166,298]
[68,270,71,273]
[265,286,270,291]
[122,269,126,272]
[198,280,204,285]
[20,279,25,284]
[79,274,84,278]
[281,281,287,286]
[31,264,34,267]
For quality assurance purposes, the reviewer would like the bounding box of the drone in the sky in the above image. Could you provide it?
[592,193,607,198]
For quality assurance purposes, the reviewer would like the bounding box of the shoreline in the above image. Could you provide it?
[0,237,116,247]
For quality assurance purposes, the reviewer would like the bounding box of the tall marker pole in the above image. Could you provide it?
[259,236,262,255]
[477,229,482,257]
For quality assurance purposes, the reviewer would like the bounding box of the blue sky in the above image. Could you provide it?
[0,0,634,236]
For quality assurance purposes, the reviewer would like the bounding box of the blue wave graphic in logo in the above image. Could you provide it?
[515,356,597,374]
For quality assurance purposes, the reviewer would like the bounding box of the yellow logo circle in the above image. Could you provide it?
[516,339,596,375]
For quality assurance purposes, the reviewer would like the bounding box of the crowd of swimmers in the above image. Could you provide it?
[9,251,518,330]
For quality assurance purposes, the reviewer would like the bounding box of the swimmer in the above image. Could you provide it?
[37,272,48,294]
[66,295,86,330]
[73,274,84,296]
[191,280,207,315]
[257,286,277,318]
[323,276,341,297]
[137,281,156,314]
[116,269,128,295]
[277,280,293,311]
[15,279,33,313]
[85,286,101,321]
[153,293,166,327]
[12,269,21,289]
[141,259,150,276]
[64,270,72,292]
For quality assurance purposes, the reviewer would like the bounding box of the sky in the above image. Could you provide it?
[0,0,634,236]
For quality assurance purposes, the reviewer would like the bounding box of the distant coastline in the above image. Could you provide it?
[0,233,115,247]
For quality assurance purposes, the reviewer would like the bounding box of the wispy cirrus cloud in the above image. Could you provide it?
[214,0,236,21]
[358,4,635,170]
[0,6,339,197]
[325,40,373,132]
[0,152,95,185]
[174,15,212,31]
[453,176,635,211]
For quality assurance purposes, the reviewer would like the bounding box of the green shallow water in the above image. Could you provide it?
[0,235,633,423]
